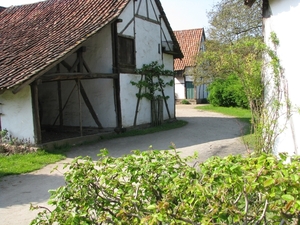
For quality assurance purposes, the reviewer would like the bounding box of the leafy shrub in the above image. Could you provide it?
[208,74,249,108]
[0,129,37,155]
[181,99,191,104]
[31,149,300,224]
[200,98,209,104]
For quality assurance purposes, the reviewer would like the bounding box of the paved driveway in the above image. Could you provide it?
[0,105,248,225]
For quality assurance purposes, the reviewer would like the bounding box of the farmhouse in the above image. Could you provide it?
[0,0,183,145]
[174,28,207,103]
[245,0,300,155]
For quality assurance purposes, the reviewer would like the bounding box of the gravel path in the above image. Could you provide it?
[0,105,248,225]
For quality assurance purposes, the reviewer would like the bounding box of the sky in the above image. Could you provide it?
[0,0,219,31]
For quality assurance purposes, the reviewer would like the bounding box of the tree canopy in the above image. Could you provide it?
[207,0,263,43]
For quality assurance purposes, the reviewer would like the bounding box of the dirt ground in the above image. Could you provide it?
[0,105,249,225]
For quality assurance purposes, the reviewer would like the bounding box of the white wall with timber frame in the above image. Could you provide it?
[118,0,176,127]
[39,24,117,129]
[264,0,300,155]
[0,86,35,142]
[0,0,177,144]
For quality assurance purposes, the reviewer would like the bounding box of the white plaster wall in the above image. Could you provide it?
[161,19,172,43]
[136,0,148,17]
[134,0,160,21]
[162,53,174,71]
[135,17,162,67]
[148,0,160,21]
[118,0,134,36]
[45,25,113,74]
[120,74,152,126]
[84,25,113,73]
[175,77,185,99]
[0,86,35,143]
[265,0,300,155]
[120,74,175,127]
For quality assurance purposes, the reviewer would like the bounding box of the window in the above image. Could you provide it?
[118,36,135,72]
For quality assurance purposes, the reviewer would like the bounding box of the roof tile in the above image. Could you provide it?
[174,28,204,71]
[0,0,130,89]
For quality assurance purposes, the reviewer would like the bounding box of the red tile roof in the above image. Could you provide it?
[0,0,130,90]
[174,28,204,71]
[0,0,181,91]
[0,7,6,13]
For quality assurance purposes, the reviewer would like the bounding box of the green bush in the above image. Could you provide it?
[31,150,300,224]
[208,74,249,108]
[181,99,191,104]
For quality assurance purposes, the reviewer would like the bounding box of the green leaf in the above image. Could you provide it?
[282,194,295,202]
[264,178,275,187]
[147,204,156,210]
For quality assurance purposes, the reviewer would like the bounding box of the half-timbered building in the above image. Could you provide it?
[0,0,182,145]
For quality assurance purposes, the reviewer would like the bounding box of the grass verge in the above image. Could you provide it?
[0,120,187,178]
[196,105,251,126]
[0,146,69,178]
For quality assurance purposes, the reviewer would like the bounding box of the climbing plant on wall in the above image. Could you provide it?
[130,61,174,126]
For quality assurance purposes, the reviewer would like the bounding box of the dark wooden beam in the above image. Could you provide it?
[113,76,122,128]
[57,81,63,127]
[31,81,42,144]
[111,21,118,73]
[12,45,85,94]
[77,48,84,73]
[135,14,160,25]
[52,84,77,126]
[69,57,80,72]
[61,60,72,71]
[112,20,122,128]
[82,57,91,73]
[78,81,103,129]
[41,73,118,82]
[77,80,83,136]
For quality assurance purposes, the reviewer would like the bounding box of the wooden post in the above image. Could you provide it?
[111,20,122,128]
[77,79,83,136]
[151,99,156,125]
[113,77,122,128]
[52,84,76,126]
[57,81,63,127]
[55,64,64,127]
[158,98,163,125]
[133,75,144,126]
[31,81,42,144]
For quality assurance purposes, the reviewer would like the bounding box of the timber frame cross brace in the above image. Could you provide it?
[49,46,104,130]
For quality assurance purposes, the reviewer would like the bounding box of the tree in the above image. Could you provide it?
[193,0,264,89]
[207,0,263,43]
[194,36,265,110]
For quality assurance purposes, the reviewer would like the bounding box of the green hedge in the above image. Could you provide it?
[31,150,300,224]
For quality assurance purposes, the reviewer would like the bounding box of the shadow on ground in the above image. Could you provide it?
[0,173,64,208]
